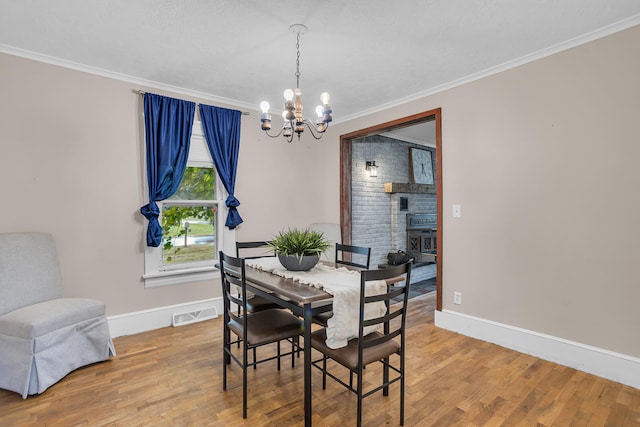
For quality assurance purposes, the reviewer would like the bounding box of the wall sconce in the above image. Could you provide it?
[365,161,378,177]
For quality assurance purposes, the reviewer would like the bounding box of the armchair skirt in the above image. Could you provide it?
[0,298,115,398]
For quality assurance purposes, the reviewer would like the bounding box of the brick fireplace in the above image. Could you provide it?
[351,136,437,283]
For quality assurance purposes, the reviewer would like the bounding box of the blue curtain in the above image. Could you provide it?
[140,93,196,246]
[199,104,243,229]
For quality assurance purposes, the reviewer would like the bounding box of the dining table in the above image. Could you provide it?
[237,257,403,426]
[241,260,332,427]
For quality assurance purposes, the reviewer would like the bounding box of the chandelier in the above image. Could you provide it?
[260,24,333,143]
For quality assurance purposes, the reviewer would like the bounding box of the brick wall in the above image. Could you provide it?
[352,135,437,282]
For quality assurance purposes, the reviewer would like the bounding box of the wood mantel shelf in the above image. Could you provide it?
[384,182,436,194]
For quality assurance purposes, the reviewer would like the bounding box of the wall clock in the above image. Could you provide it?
[410,148,434,185]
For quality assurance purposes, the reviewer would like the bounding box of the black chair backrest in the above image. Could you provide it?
[219,252,248,330]
[358,262,412,353]
[335,243,371,269]
[235,241,274,259]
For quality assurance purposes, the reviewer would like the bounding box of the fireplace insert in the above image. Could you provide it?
[406,213,437,263]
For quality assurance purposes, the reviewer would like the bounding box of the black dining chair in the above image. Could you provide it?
[235,240,274,259]
[219,251,303,418]
[310,262,412,427]
[312,243,372,327]
[335,243,371,270]
[235,241,280,313]
[236,241,302,357]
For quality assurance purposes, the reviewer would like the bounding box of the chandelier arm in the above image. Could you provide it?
[302,119,329,140]
[263,127,286,139]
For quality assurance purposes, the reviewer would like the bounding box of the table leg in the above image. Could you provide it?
[383,299,390,396]
[304,303,313,427]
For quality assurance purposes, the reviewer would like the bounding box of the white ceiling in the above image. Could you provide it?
[382,121,437,148]
[1,1,639,124]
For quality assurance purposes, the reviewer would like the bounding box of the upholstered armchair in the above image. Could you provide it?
[0,232,115,398]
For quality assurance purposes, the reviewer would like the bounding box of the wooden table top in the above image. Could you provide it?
[243,265,333,306]
[243,260,405,306]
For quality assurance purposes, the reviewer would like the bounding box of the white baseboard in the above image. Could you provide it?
[435,309,640,390]
[107,298,224,338]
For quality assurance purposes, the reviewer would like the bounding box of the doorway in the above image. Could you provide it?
[339,108,443,311]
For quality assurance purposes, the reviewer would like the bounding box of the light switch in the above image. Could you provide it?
[452,204,462,218]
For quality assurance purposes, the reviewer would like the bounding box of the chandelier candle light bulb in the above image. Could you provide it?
[260,101,271,130]
[284,89,294,101]
[259,24,333,143]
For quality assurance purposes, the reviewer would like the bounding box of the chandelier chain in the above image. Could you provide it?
[295,31,301,88]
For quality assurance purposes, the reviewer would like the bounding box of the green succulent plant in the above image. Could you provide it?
[267,228,331,258]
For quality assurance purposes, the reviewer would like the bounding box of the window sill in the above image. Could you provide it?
[143,266,218,288]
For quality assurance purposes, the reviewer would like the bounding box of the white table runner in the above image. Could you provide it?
[245,257,386,349]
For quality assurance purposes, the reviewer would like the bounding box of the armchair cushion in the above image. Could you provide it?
[0,298,106,339]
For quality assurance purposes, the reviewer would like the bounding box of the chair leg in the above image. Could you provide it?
[242,345,248,418]
[277,341,281,370]
[224,327,231,365]
[383,356,390,396]
[322,356,327,390]
[223,348,227,390]
[253,347,257,370]
[400,352,405,426]
[236,305,241,348]
[223,325,230,390]
[356,365,364,427]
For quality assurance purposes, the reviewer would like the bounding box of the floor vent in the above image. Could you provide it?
[172,307,218,327]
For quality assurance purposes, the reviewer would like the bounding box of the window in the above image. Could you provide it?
[161,167,217,268]
[143,121,228,287]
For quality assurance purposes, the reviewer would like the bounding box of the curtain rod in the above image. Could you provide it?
[136,90,250,115]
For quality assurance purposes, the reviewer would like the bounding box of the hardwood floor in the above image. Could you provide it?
[1,293,639,426]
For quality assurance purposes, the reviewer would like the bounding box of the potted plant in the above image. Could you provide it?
[267,228,331,271]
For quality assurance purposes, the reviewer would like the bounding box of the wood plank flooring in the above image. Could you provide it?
[1,292,639,426]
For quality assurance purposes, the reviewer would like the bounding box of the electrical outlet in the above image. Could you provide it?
[453,292,462,305]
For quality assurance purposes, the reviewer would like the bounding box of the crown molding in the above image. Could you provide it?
[0,44,257,113]
[338,15,640,124]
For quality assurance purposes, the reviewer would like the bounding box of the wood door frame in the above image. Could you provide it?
[340,108,443,311]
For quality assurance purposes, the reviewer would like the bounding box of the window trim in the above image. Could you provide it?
[143,121,232,288]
